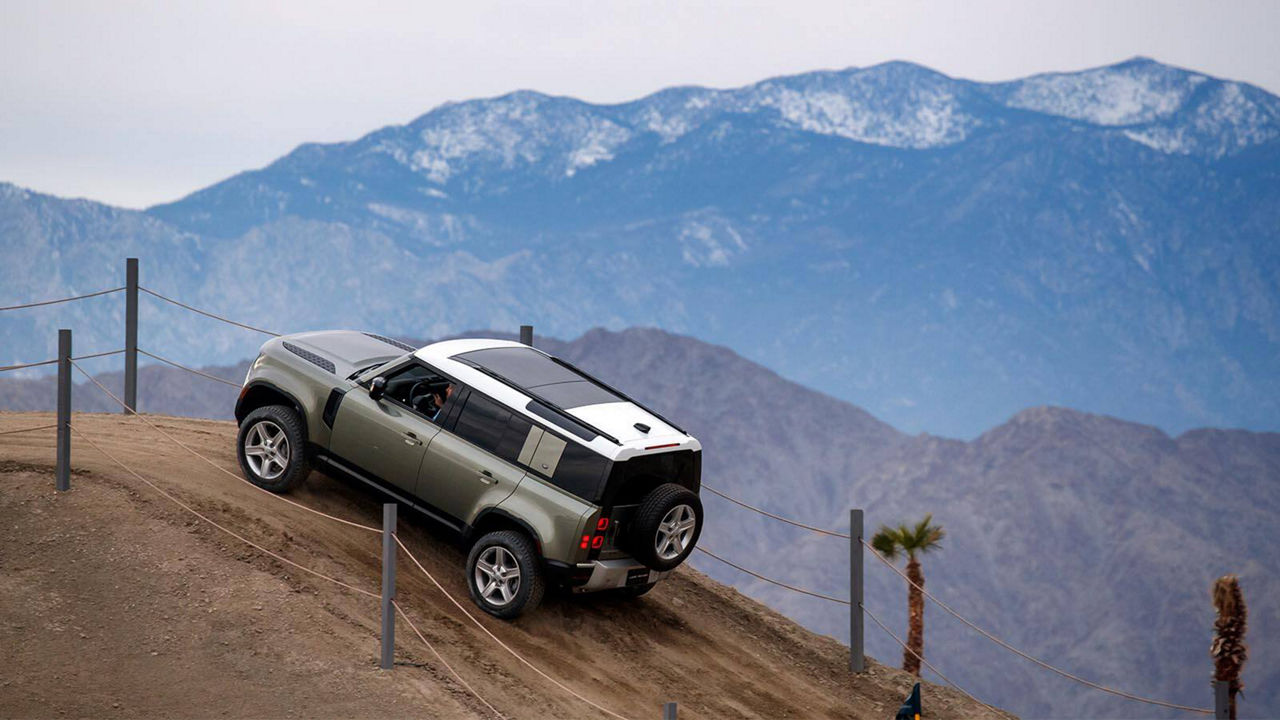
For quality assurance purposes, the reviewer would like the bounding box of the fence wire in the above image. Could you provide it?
[392,600,506,719]
[70,418,507,719]
[139,348,241,387]
[393,533,633,720]
[140,286,282,337]
[0,424,57,437]
[71,424,379,598]
[70,360,381,534]
[863,539,1212,714]
[702,483,850,538]
[860,601,984,706]
[694,545,849,604]
[0,286,124,312]
[1,349,126,374]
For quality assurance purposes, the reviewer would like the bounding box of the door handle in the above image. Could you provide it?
[402,431,422,446]
[478,469,496,484]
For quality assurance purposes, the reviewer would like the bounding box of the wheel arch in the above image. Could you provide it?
[468,508,544,557]
[236,381,309,440]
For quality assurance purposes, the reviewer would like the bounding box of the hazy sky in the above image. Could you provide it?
[3,0,1278,208]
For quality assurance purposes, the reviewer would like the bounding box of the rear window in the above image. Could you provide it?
[601,449,701,506]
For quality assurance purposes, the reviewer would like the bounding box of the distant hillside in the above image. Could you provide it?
[4,57,1280,438]
[4,327,1275,717]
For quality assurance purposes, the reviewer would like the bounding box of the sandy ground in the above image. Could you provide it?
[0,411,1013,719]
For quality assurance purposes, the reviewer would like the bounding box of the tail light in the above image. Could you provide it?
[584,516,612,555]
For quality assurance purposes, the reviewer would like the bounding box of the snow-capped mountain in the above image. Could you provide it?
[4,57,1279,439]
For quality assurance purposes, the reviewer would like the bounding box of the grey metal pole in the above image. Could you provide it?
[56,329,72,492]
[662,701,678,720]
[519,324,533,346]
[124,257,138,414]
[850,508,864,672]
[1214,680,1229,719]
[380,502,397,670]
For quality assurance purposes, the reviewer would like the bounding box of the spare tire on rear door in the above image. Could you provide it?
[628,483,703,571]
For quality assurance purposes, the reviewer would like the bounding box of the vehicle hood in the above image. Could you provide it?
[280,330,409,378]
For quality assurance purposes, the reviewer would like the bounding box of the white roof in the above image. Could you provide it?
[414,338,700,461]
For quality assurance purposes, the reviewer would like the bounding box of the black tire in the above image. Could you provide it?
[466,530,545,619]
[236,405,311,493]
[628,483,703,571]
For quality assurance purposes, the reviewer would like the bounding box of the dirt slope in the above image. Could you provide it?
[0,412,1011,719]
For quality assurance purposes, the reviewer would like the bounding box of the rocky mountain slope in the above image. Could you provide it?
[3,57,1279,438]
[3,327,1275,717]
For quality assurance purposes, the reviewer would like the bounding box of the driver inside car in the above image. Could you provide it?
[430,383,454,422]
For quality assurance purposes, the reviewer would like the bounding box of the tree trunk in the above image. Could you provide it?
[1211,575,1247,720]
[904,556,924,676]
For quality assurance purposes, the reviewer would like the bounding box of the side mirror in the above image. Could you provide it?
[369,376,387,401]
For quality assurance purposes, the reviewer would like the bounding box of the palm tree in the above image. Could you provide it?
[1211,574,1248,719]
[871,514,945,676]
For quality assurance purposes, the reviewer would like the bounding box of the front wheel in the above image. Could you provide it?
[236,405,311,493]
[466,530,545,619]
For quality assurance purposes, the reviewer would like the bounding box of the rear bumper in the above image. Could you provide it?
[571,558,668,593]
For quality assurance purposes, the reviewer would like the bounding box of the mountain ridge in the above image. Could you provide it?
[3,57,1279,441]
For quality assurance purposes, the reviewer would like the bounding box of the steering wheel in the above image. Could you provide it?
[407,380,437,414]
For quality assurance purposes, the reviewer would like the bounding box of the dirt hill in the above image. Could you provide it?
[0,412,1009,719]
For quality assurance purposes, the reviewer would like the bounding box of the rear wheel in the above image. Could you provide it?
[236,405,310,493]
[466,530,545,619]
[629,483,703,571]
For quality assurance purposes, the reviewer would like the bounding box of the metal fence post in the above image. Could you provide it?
[1214,680,1229,719]
[124,257,138,414]
[380,502,397,670]
[56,328,72,492]
[519,324,533,346]
[850,508,864,672]
[662,701,678,719]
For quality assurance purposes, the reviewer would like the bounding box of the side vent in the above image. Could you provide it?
[283,341,336,374]
[322,388,347,429]
[364,332,416,353]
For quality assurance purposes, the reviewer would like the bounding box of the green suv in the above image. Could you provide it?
[234,332,704,618]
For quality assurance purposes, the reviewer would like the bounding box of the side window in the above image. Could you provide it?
[453,393,512,456]
[382,363,452,420]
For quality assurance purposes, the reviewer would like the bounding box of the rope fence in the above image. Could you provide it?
[860,601,981,705]
[139,348,241,387]
[71,424,379,599]
[695,546,850,605]
[860,539,1212,714]
[393,533,633,720]
[140,286,282,337]
[1,349,125,373]
[698,482,1213,714]
[71,359,381,535]
[0,286,123,312]
[0,424,57,437]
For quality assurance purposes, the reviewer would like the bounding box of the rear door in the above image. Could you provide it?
[417,389,531,525]
[328,362,448,496]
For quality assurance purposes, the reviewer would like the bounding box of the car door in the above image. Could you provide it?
[328,362,446,496]
[417,389,530,525]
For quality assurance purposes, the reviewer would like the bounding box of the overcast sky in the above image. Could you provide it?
[2,0,1277,208]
